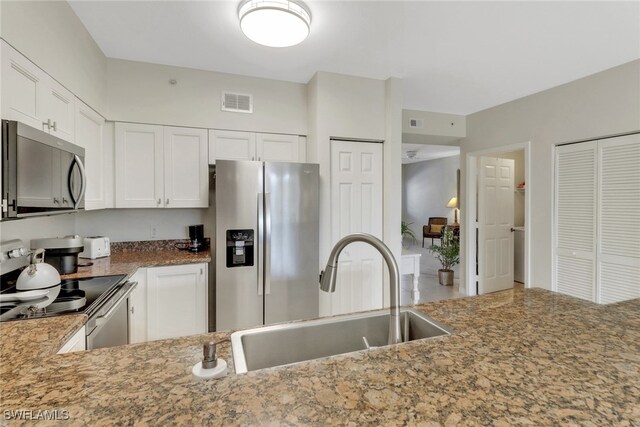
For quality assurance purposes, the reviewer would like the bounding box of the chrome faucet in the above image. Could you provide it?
[320,233,402,345]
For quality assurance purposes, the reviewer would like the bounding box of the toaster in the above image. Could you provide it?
[79,236,111,259]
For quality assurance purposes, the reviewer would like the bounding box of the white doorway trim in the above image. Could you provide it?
[464,141,532,296]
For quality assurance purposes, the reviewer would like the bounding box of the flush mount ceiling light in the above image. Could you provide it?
[238,0,311,48]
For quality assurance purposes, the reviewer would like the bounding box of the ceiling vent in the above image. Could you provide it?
[222,92,253,113]
[409,118,424,129]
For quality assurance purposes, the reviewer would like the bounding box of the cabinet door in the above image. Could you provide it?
[75,101,106,210]
[597,134,640,303]
[164,126,209,208]
[1,41,45,131]
[554,142,597,301]
[40,75,75,143]
[146,264,207,341]
[212,130,256,161]
[256,133,301,162]
[115,122,164,208]
[128,269,147,344]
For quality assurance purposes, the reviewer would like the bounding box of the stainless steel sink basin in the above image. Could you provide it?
[231,308,452,373]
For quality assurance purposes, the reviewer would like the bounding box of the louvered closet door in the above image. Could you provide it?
[597,134,640,303]
[555,142,597,301]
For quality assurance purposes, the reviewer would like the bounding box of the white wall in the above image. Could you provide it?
[402,110,466,145]
[402,155,460,240]
[75,209,208,243]
[0,215,76,246]
[460,59,640,292]
[106,59,307,135]
[0,0,108,115]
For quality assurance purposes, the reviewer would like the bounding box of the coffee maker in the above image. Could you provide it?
[188,224,205,252]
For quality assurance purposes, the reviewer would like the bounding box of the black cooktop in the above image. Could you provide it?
[0,274,127,321]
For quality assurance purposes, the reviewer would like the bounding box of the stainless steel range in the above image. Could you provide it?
[0,240,137,350]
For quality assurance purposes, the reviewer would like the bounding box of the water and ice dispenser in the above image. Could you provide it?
[226,229,254,268]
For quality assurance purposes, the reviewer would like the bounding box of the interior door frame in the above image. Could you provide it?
[464,141,531,296]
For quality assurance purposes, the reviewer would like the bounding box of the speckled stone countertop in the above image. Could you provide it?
[1,288,639,425]
[61,239,211,280]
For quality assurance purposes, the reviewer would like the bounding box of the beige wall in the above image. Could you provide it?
[106,59,307,135]
[460,59,640,292]
[308,71,401,314]
[0,0,108,115]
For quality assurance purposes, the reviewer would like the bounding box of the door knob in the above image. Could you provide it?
[510,227,515,232]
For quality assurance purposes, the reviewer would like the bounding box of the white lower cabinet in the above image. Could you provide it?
[57,325,86,354]
[129,263,208,342]
[127,269,147,344]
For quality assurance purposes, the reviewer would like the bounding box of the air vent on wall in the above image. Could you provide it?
[409,118,424,129]
[222,92,253,113]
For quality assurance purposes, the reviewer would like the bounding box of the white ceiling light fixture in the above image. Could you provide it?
[238,0,311,48]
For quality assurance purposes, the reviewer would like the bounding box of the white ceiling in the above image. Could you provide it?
[402,144,460,164]
[69,1,640,115]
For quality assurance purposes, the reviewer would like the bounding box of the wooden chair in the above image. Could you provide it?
[422,217,448,247]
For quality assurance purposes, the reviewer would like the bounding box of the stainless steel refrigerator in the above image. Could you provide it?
[215,160,319,331]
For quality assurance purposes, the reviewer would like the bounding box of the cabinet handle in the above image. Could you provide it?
[43,119,53,130]
[157,198,161,206]
[53,197,60,204]
[166,198,170,206]
[52,121,57,132]
[62,197,69,205]
[130,306,134,314]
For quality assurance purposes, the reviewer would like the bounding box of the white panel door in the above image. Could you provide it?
[478,157,515,294]
[146,264,207,341]
[330,140,383,315]
[115,122,164,208]
[1,41,44,130]
[164,126,208,208]
[257,133,301,162]
[597,134,640,303]
[211,130,256,162]
[554,142,597,301]
[40,75,75,143]
[75,100,105,210]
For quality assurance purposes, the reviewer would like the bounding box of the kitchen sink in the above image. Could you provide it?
[231,308,452,373]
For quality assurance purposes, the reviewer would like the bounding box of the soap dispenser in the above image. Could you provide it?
[192,341,228,380]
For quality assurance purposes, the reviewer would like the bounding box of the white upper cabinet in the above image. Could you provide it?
[257,133,301,162]
[115,122,208,208]
[1,41,75,143]
[115,122,164,208]
[164,126,209,208]
[75,100,106,210]
[1,41,43,130]
[210,130,305,164]
[210,130,256,162]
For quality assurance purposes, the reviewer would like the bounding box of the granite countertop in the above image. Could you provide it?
[61,240,211,280]
[1,288,639,425]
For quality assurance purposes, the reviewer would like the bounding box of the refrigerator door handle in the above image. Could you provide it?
[264,192,272,295]
[257,192,264,296]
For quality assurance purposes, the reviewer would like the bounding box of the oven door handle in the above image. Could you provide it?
[93,282,137,327]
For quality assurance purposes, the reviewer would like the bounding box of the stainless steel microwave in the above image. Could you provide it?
[1,120,86,219]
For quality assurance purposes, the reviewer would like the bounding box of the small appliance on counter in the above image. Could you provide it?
[189,224,205,253]
[30,235,84,275]
[79,237,111,259]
